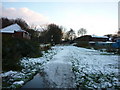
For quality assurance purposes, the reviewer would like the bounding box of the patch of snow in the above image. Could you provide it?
[0,70,18,77]
[13,81,24,85]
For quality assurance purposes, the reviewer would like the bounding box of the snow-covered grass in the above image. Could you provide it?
[43,45,119,88]
[67,46,119,89]
[1,47,58,89]
[1,45,119,89]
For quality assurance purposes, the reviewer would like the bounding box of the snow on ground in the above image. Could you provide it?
[1,47,58,88]
[1,45,119,89]
[65,46,119,88]
[13,81,24,85]
[43,45,119,88]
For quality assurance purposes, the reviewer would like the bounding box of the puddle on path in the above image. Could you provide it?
[21,73,46,88]
[21,60,75,88]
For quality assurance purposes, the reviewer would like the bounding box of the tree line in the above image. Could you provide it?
[1,17,87,44]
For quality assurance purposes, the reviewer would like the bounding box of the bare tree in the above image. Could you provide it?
[78,28,87,36]
[67,28,76,40]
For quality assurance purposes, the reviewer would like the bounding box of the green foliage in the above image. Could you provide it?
[26,28,40,42]
[2,36,42,71]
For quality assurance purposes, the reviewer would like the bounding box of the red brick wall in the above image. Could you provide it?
[13,32,23,38]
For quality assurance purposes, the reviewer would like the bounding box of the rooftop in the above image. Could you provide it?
[91,35,108,38]
[0,24,26,33]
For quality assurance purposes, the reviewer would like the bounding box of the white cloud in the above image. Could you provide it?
[1,7,50,26]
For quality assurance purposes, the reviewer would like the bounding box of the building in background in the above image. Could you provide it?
[74,35,109,42]
[0,24,31,39]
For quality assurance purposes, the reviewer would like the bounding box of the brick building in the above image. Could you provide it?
[0,24,30,39]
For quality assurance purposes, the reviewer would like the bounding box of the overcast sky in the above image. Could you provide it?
[1,0,119,36]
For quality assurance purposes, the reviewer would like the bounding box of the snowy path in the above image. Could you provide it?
[43,46,76,88]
